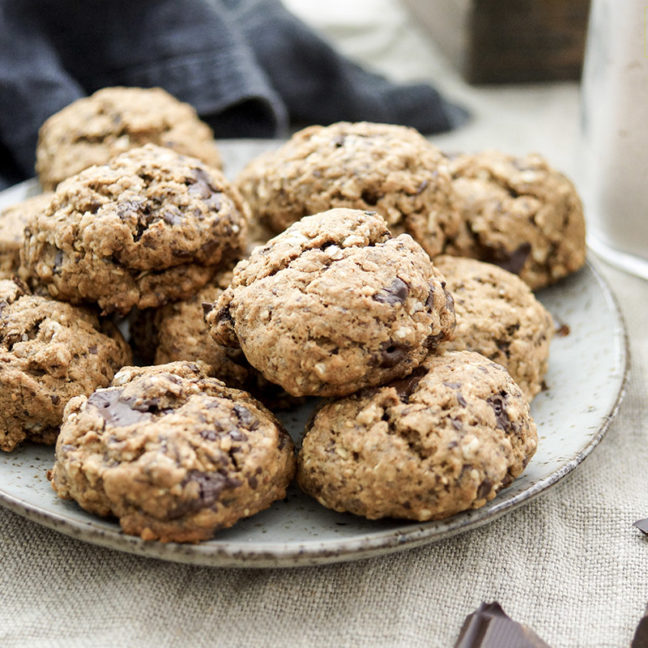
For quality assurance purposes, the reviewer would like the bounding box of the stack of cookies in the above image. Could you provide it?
[0,88,586,543]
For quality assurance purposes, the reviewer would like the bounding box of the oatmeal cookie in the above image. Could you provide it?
[447,151,586,289]
[49,361,296,543]
[297,350,537,521]
[236,122,463,256]
[435,256,554,400]
[23,144,248,314]
[0,278,131,452]
[208,209,455,397]
[36,86,222,190]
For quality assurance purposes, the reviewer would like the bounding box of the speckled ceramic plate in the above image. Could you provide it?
[0,156,628,568]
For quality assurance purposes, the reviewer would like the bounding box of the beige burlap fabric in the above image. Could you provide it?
[0,258,646,648]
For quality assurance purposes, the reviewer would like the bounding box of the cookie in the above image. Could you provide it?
[0,279,131,452]
[236,122,463,257]
[208,209,455,397]
[0,193,53,280]
[22,144,248,315]
[297,350,537,521]
[131,271,299,409]
[447,151,586,289]
[36,86,222,190]
[49,361,296,543]
[435,256,554,401]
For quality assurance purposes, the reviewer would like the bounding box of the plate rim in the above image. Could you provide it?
[0,259,629,568]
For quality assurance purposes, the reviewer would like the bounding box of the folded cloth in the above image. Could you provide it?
[0,0,468,189]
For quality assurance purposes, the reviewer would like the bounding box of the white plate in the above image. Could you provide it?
[0,166,628,568]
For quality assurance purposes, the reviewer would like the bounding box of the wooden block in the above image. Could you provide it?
[403,0,590,83]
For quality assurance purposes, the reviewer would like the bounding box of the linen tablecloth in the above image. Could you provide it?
[2,3,647,646]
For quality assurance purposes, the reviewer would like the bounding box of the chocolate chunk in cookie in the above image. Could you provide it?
[0,278,131,452]
[50,361,296,543]
[297,351,537,521]
[23,144,248,314]
[36,86,222,190]
[236,121,463,257]
[207,209,455,397]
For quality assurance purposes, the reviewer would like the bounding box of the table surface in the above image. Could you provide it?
[3,3,647,647]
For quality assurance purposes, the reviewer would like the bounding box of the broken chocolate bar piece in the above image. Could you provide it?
[454,602,550,648]
[634,519,648,535]
[631,605,648,648]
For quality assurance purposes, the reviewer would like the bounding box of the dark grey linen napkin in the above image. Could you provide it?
[0,0,467,189]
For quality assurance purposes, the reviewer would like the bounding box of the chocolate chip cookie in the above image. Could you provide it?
[236,122,463,257]
[0,193,53,280]
[50,361,296,543]
[0,278,131,452]
[208,209,455,397]
[435,256,554,401]
[297,350,537,521]
[447,151,586,289]
[36,86,222,190]
[22,144,248,315]
[131,270,299,409]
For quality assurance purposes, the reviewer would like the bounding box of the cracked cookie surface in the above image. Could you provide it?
[0,279,131,452]
[36,86,222,190]
[208,209,455,397]
[22,144,248,314]
[49,361,296,543]
[435,256,554,401]
[0,193,53,280]
[447,151,586,289]
[236,121,463,257]
[297,350,537,521]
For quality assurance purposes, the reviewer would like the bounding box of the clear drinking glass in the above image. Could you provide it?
[581,0,648,278]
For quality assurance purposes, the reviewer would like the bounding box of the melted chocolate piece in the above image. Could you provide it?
[495,243,532,275]
[373,278,409,305]
[424,331,446,350]
[53,249,64,273]
[233,404,259,430]
[87,389,152,427]
[378,342,408,368]
[172,470,243,517]
[555,323,570,337]
[425,283,436,309]
[162,208,182,226]
[390,366,428,403]
[476,479,492,499]
[202,302,214,317]
[634,519,648,535]
[454,602,550,648]
[631,605,648,648]
[486,394,512,434]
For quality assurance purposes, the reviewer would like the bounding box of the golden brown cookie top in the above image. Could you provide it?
[0,278,131,452]
[50,361,296,543]
[236,121,462,256]
[36,86,222,190]
[447,151,586,289]
[208,209,455,397]
[23,144,248,314]
[297,350,537,521]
